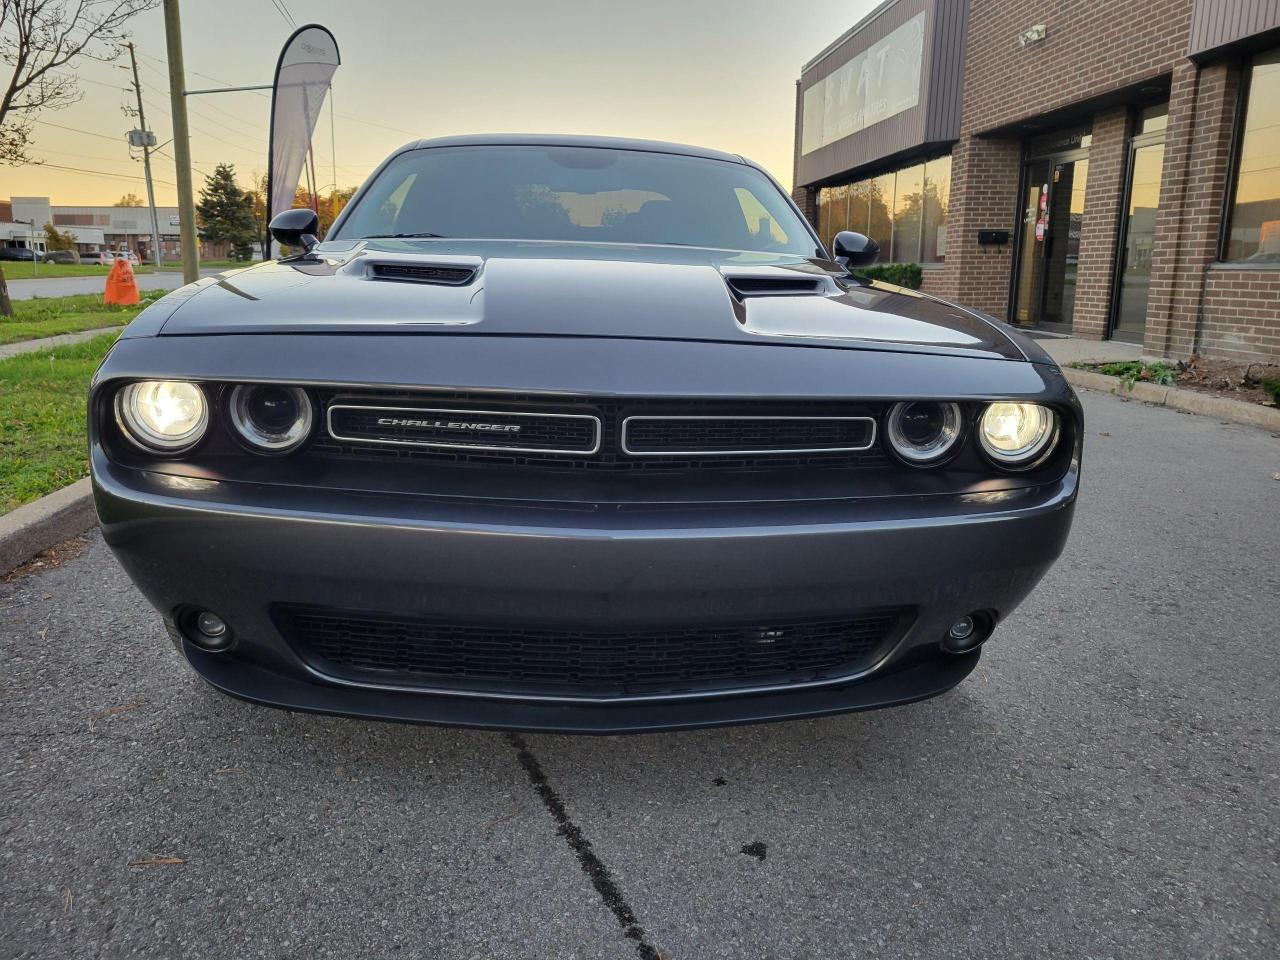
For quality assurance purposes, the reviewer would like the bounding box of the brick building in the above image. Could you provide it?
[793,0,1280,362]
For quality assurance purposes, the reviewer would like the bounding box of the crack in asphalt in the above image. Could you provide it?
[506,733,661,960]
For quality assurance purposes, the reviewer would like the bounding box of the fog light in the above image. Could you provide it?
[196,611,227,638]
[942,612,992,654]
[186,609,233,651]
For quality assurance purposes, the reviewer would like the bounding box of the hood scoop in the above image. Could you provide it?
[367,261,477,286]
[724,275,826,299]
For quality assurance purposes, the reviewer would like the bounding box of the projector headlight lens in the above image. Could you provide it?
[979,402,1057,467]
[116,380,209,452]
[886,401,963,465]
[228,384,313,452]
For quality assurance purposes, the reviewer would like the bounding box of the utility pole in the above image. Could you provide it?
[162,0,200,283]
[125,42,164,269]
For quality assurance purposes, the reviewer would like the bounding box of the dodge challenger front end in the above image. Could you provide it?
[90,135,1079,733]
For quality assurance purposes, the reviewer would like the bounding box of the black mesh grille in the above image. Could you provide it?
[313,390,890,474]
[277,605,909,698]
[623,416,873,454]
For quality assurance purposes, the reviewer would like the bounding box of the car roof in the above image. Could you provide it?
[404,133,748,166]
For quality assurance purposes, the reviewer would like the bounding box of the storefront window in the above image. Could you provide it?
[1226,49,1280,262]
[922,155,951,262]
[816,154,951,263]
[891,164,923,263]
[848,181,871,238]
[868,173,895,255]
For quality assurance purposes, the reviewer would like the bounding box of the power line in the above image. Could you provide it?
[36,145,149,167]
[142,92,268,147]
[136,47,422,139]
[32,118,125,142]
[269,0,296,29]
[33,161,176,187]
[133,57,268,142]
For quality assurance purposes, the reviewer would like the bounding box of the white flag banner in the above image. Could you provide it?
[267,24,340,257]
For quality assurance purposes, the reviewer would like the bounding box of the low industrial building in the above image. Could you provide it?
[793,0,1280,362]
[0,196,212,261]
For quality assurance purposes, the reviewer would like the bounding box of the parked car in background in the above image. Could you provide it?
[0,246,39,261]
[87,251,116,266]
[43,249,81,265]
[119,250,140,264]
[91,134,1081,733]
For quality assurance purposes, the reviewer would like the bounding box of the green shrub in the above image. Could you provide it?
[1260,376,1280,407]
[1084,360,1179,390]
[854,262,923,290]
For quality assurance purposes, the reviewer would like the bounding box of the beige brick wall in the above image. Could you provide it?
[791,0,1280,362]
[1072,108,1129,341]
[1199,270,1280,361]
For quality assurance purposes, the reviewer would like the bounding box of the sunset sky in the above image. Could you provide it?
[3,0,874,206]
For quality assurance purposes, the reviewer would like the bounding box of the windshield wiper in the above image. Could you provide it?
[361,232,449,239]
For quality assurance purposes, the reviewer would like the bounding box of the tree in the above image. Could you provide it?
[0,0,158,316]
[292,185,358,237]
[114,192,144,206]
[196,163,257,261]
[43,221,75,250]
[0,0,159,166]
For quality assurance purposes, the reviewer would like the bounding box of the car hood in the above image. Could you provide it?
[153,239,1028,361]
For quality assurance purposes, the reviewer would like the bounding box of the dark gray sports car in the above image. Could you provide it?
[90,135,1080,733]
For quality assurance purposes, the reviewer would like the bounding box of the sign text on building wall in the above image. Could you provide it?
[801,11,926,155]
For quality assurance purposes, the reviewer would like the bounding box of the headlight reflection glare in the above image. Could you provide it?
[979,402,1056,466]
[117,380,208,451]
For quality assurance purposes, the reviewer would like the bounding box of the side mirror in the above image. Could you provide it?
[832,230,880,269]
[269,208,321,253]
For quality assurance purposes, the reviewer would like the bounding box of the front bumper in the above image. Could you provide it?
[93,447,1077,733]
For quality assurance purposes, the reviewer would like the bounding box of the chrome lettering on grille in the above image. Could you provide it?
[376,417,522,433]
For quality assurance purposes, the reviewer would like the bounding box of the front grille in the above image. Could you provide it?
[622,415,874,455]
[312,390,890,474]
[277,605,909,699]
[328,405,600,454]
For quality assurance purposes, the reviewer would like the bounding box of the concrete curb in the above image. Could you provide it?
[1062,367,1280,431]
[0,478,97,575]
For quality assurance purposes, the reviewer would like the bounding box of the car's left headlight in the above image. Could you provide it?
[115,380,209,452]
[978,402,1057,467]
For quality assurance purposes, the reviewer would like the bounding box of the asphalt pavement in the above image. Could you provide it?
[4,268,224,300]
[2,389,1277,959]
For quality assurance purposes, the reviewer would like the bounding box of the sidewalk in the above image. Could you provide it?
[1031,335,1142,366]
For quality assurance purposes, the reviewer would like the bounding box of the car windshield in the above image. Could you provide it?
[333,145,818,256]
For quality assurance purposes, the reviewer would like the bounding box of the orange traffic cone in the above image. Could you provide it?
[104,257,140,306]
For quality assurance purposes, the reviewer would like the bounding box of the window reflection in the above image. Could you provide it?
[1227,48,1280,262]
[817,154,950,263]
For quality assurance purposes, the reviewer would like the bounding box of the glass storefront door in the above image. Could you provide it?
[1013,153,1089,332]
[1112,106,1168,343]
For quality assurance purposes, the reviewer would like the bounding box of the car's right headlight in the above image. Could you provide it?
[115,380,209,452]
[885,401,964,466]
[978,402,1058,467]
